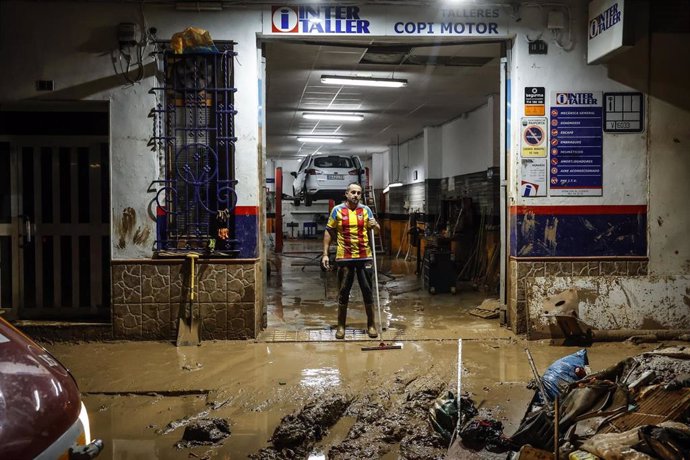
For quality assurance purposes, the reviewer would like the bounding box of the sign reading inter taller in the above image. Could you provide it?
[587,0,633,64]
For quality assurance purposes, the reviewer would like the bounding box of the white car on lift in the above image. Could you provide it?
[291,154,367,206]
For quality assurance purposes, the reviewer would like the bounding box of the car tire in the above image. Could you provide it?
[293,198,300,207]
[305,192,312,207]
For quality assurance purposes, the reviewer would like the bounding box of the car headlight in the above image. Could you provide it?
[78,401,91,444]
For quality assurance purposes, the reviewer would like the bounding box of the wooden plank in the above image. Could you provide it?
[600,387,690,433]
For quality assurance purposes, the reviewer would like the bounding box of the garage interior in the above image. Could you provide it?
[262,37,506,343]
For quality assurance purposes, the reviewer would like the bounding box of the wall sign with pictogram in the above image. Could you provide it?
[520,117,547,158]
[603,92,643,133]
[519,117,548,197]
[521,158,547,197]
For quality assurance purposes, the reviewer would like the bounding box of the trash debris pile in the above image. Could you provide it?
[430,391,513,456]
[437,346,690,459]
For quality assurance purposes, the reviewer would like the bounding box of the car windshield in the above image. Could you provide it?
[314,157,352,168]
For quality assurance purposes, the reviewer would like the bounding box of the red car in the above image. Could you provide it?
[0,316,103,460]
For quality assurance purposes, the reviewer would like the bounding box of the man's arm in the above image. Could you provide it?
[322,228,333,269]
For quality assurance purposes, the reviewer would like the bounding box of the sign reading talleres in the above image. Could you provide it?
[549,92,603,197]
[267,5,507,36]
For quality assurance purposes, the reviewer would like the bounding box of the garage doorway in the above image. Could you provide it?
[260,36,510,340]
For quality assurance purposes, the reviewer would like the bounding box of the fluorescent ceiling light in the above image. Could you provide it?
[303,112,364,122]
[388,182,403,188]
[321,75,408,88]
[175,2,223,11]
[297,137,343,144]
[383,185,390,194]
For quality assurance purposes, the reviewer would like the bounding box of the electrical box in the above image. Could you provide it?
[528,40,548,55]
[547,10,565,30]
[35,80,54,91]
[117,23,139,47]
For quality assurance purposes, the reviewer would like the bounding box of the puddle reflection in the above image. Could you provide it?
[300,367,341,389]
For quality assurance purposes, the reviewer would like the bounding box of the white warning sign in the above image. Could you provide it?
[520,117,548,158]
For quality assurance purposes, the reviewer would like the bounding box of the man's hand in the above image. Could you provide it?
[368,218,380,231]
[322,229,333,270]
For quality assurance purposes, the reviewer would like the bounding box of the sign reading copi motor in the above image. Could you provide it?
[265,5,508,36]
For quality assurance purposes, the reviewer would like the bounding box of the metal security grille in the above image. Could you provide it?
[0,139,110,320]
[150,45,239,256]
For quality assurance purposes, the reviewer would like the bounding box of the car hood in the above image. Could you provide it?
[0,318,81,459]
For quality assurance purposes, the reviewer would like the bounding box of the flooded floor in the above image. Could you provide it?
[44,241,666,458]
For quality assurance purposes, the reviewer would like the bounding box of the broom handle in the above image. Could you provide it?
[370,228,383,335]
[457,338,462,415]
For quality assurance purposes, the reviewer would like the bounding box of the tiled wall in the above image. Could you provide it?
[441,168,500,217]
[386,182,426,214]
[383,170,499,218]
[508,258,648,334]
[112,260,259,340]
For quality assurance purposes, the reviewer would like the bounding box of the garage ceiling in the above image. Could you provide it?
[264,38,503,160]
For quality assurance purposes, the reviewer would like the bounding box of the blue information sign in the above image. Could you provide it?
[549,92,603,196]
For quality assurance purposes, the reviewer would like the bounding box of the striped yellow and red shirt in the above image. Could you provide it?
[326,203,375,261]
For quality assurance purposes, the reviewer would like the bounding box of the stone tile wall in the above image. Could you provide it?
[112,260,258,340]
[441,168,500,219]
[508,258,648,334]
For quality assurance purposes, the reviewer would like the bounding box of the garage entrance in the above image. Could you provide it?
[260,33,509,340]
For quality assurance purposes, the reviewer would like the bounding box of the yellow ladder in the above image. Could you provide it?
[364,186,385,253]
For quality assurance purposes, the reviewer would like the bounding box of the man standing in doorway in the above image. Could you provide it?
[322,183,381,339]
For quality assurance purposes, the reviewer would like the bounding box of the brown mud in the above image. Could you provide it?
[43,338,666,459]
[176,418,231,448]
[253,369,450,459]
[41,242,676,459]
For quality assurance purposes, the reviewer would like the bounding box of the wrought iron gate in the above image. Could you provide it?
[150,44,239,256]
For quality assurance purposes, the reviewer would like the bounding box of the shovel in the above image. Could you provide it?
[176,253,200,347]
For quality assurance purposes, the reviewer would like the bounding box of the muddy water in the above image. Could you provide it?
[46,339,663,459]
[43,245,670,458]
[264,248,515,340]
